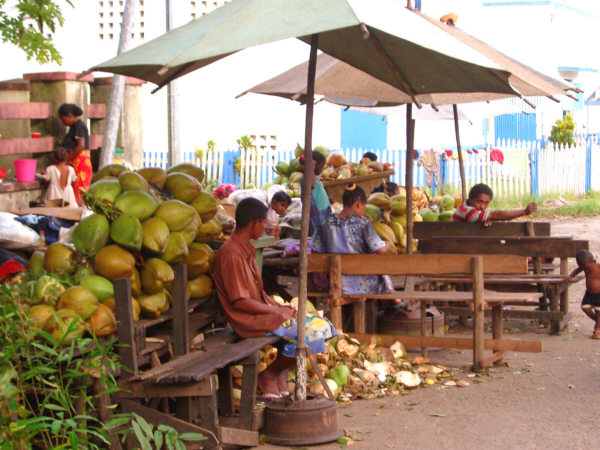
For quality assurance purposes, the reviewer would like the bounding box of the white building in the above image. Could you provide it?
[1,0,599,159]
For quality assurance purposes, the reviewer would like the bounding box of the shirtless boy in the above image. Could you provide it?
[566,249,600,339]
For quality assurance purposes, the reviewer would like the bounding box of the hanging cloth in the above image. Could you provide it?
[418,149,441,187]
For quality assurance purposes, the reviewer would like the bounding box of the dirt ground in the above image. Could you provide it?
[260,216,600,450]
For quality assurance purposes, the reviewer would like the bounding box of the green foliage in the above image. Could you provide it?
[549,113,576,148]
[0,0,73,64]
[126,413,206,450]
[236,135,254,152]
[0,283,126,448]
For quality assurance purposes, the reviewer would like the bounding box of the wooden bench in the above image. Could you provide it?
[307,253,543,371]
[114,264,277,449]
[417,235,588,333]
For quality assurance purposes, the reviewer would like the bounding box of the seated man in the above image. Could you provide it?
[213,197,336,396]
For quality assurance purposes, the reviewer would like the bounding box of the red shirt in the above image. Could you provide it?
[451,202,490,223]
[212,233,282,338]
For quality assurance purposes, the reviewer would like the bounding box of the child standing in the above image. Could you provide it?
[451,183,537,226]
[566,249,600,339]
[41,148,78,207]
[265,191,292,238]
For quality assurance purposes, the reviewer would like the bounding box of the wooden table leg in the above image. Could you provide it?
[365,299,377,333]
[491,305,504,365]
[472,257,485,372]
[353,298,366,334]
[420,301,428,358]
[218,368,235,417]
[238,353,259,431]
[549,285,560,334]
[560,257,570,316]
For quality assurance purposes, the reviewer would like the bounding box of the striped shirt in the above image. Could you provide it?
[451,202,490,223]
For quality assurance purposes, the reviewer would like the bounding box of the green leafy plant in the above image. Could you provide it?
[127,413,205,450]
[195,139,216,163]
[0,0,73,64]
[0,283,127,449]
[549,113,576,148]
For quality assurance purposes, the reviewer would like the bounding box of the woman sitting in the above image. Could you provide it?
[41,148,78,207]
[311,183,393,295]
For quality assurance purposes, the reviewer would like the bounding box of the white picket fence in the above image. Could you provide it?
[537,139,587,196]
[142,137,599,197]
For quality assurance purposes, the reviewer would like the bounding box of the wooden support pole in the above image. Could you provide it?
[406,104,415,253]
[472,256,485,372]
[491,305,504,365]
[238,353,259,431]
[420,301,428,358]
[114,277,138,378]
[560,257,569,315]
[329,254,343,330]
[352,299,366,334]
[453,104,467,200]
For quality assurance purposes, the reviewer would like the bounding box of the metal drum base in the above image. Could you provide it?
[265,397,342,445]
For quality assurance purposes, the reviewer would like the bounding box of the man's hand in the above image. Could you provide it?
[525,203,537,215]
[276,305,296,322]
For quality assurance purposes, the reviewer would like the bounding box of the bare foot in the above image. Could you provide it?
[258,370,279,395]
[277,370,290,396]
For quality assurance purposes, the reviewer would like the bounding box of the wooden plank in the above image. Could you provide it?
[118,376,217,398]
[418,237,588,258]
[420,301,428,357]
[308,253,527,275]
[0,102,51,119]
[342,291,542,302]
[119,399,220,449]
[0,136,54,154]
[436,306,564,321]
[154,336,280,384]
[171,264,190,357]
[413,221,550,239]
[9,206,84,221]
[218,426,259,448]
[114,278,138,378]
[472,256,485,372]
[348,333,542,353]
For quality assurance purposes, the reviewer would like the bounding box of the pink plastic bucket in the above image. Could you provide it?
[14,159,38,182]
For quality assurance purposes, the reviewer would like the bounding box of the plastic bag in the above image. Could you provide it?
[226,189,268,206]
[0,212,42,249]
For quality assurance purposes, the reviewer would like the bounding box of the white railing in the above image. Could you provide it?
[590,135,600,191]
[537,138,588,196]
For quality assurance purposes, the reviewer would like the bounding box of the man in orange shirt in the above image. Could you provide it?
[214,198,337,397]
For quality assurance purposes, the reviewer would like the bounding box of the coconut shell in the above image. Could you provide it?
[72,214,110,256]
[86,303,116,337]
[153,199,196,231]
[137,167,167,190]
[92,164,127,183]
[141,258,174,294]
[160,232,189,263]
[138,290,170,318]
[57,286,99,320]
[188,275,213,299]
[94,245,135,280]
[44,243,76,274]
[167,163,205,183]
[79,275,114,301]
[164,172,202,204]
[185,248,210,279]
[190,192,218,222]
[189,243,215,272]
[180,213,201,246]
[114,190,159,221]
[28,304,55,330]
[141,217,170,254]
[195,218,222,243]
[87,179,122,203]
[110,214,143,252]
[119,171,150,192]
[130,268,141,297]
